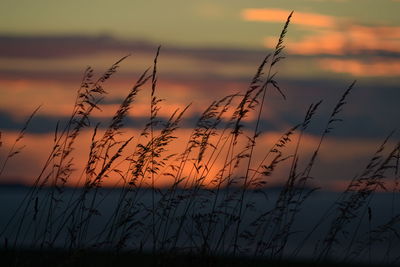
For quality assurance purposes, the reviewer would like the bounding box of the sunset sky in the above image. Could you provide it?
[0,0,399,190]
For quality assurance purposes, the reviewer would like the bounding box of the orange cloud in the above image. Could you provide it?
[247,8,400,56]
[348,25,400,52]
[265,31,346,55]
[0,78,229,121]
[265,25,400,55]
[319,58,400,76]
[0,79,76,120]
[241,8,336,28]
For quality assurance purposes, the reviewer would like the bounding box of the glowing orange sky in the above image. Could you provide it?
[1,0,400,191]
[1,127,391,191]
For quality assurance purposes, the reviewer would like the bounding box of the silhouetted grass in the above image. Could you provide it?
[0,11,399,266]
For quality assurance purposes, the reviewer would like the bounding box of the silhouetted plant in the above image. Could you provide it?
[1,10,399,267]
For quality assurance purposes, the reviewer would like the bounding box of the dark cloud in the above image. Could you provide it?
[0,34,266,63]
[0,35,154,59]
[1,34,398,61]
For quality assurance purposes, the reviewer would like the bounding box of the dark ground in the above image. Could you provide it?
[1,249,395,267]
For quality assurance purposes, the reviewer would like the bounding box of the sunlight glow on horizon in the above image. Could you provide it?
[0,129,387,191]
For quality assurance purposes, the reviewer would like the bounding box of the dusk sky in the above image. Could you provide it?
[1,0,399,190]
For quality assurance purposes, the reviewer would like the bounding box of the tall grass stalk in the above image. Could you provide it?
[1,11,399,266]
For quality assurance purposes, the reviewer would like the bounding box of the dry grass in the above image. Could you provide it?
[0,11,399,266]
